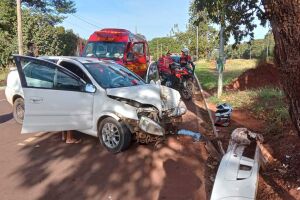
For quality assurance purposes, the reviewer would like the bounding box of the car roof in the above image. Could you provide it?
[38,56,116,65]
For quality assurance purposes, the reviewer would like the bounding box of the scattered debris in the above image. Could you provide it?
[214,103,232,127]
[207,163,215,169]
[210,128,262,200]
[177,129,203,142]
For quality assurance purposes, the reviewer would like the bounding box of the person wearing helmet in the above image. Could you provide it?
[180,48,195,72]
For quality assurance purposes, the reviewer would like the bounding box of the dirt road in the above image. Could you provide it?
[0,89,213,200]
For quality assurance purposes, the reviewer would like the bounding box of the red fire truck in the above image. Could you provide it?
[82,28,150,77]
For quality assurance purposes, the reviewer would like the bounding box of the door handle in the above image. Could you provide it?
[29,97,43,104]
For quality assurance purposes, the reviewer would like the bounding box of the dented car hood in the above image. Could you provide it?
[106,84,182,114]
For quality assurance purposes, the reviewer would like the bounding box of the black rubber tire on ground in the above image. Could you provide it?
[13,97,24,124]
[98,117,132,153]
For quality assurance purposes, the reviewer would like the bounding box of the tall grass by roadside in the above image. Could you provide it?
[209,87,290,134]
[195,59,256,90]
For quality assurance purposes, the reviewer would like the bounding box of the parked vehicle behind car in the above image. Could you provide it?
[6,55,187,153]
[147,54,195,100]
[82,28,150,78]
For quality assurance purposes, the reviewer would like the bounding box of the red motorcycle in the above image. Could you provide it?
[169,63,194,100]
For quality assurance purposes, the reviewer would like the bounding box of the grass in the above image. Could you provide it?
[194,58,289,134]
[209,87,290,133]
[0,68,9,86]
[195,59,256,90]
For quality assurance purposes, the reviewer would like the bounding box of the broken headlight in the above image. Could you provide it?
[138,116,164,136]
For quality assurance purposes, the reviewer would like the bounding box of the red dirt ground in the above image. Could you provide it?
[226,62,280,91]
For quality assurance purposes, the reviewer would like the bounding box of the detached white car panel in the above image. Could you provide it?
[210,128,261,200]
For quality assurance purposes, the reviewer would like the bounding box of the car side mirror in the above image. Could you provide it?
[84,83,96,93]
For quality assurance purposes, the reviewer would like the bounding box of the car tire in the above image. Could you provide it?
[98,117,132,153]
[13,97,24,124]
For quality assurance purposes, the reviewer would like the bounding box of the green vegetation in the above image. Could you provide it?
[148,23,218,60]
[226,33,275,60]
[0,68,9,86]
[0,0,77,68]
[209,88,289,133]
[195,59,256,90]
[195,58,289,133]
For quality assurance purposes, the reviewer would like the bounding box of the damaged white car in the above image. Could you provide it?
[7,55,187,153]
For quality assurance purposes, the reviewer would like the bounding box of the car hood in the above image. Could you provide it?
[106,84,182,115]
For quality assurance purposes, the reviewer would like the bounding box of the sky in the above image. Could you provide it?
[61,0,269,43]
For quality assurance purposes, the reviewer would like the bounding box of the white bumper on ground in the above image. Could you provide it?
[210,128,262,200]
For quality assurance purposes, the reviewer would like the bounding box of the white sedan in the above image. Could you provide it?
[5,55,186,153]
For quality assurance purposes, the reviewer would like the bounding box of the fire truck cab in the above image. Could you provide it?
[82,28,149,77]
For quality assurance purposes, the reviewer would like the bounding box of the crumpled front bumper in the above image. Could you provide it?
[162,100,187,118]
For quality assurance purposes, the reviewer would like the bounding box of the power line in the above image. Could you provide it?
[70,13,101,29]
[74,14,105,28]
[64,20,94,35]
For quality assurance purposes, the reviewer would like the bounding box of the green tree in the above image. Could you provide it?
[0,0,17,67]
[148,22,218,61]
[0,0,77,67]
[21,10,78,56]
[192,0,300,135]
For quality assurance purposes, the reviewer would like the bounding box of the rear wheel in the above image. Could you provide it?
[98,117,132,153]
[13,97,24,124]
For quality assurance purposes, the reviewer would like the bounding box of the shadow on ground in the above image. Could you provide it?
[0,112,13,124]
[9,130,208,200]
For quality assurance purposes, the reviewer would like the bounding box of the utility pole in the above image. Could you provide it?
[16,0,23,55]
[196,26,199,60]
[196,26,199,59]
[266,33,269,61]
[217,4,225,98]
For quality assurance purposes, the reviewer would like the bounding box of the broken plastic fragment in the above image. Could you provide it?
[177,129,202,141]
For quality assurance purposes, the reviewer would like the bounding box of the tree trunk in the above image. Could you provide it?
[264,0,300,135]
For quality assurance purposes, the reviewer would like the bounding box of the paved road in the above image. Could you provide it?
[0,89,211,200]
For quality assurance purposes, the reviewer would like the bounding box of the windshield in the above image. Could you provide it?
[82,42,126,60]
[84,62,145,89]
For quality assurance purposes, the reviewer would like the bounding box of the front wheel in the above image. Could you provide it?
[98,117,132,153]
[13,97,24,124]
[181,79,194,100]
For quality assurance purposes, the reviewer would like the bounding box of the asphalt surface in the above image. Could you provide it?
[0,89,211,200]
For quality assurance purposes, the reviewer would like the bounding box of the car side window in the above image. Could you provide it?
[55,68,84,91]
[23,61,55,88]
[20,58,84,92]
[132,43,144,56]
